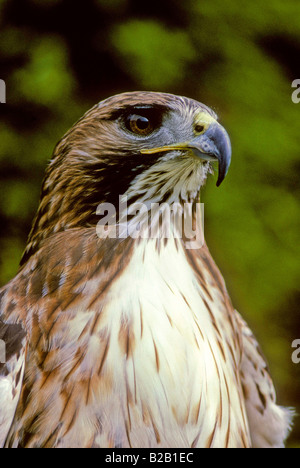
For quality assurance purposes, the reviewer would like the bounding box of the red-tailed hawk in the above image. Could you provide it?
[0,92,293,448]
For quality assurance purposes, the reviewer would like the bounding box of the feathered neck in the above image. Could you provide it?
[96,157,208,250]
[20,148,210,265]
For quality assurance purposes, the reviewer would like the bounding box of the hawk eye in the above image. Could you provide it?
[126,114,154,136]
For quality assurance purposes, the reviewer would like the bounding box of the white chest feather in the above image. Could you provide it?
[93,239,251,448]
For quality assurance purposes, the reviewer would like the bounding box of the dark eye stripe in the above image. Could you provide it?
[104,104,169,126]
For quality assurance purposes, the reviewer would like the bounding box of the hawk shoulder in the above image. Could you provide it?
[237,312,294,448]
[0,286,27,447]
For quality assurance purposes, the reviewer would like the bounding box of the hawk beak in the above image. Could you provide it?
[141,122,232,186]
[187,122,232,187]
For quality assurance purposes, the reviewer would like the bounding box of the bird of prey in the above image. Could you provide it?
[0,92,293,448]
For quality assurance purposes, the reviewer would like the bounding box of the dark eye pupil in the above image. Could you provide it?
[136,116,150,130]
[126,114,154,135]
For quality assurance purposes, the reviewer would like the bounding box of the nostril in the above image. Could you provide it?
[195,125,205,134]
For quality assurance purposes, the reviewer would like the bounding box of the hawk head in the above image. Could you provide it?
[21,91,231,264]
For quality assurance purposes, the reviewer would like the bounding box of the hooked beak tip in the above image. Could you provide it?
[203,122,232,187]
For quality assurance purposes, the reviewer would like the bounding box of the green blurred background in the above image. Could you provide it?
[0,0,299,447]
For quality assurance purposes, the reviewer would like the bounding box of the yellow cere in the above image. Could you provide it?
[194,111,217,135]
